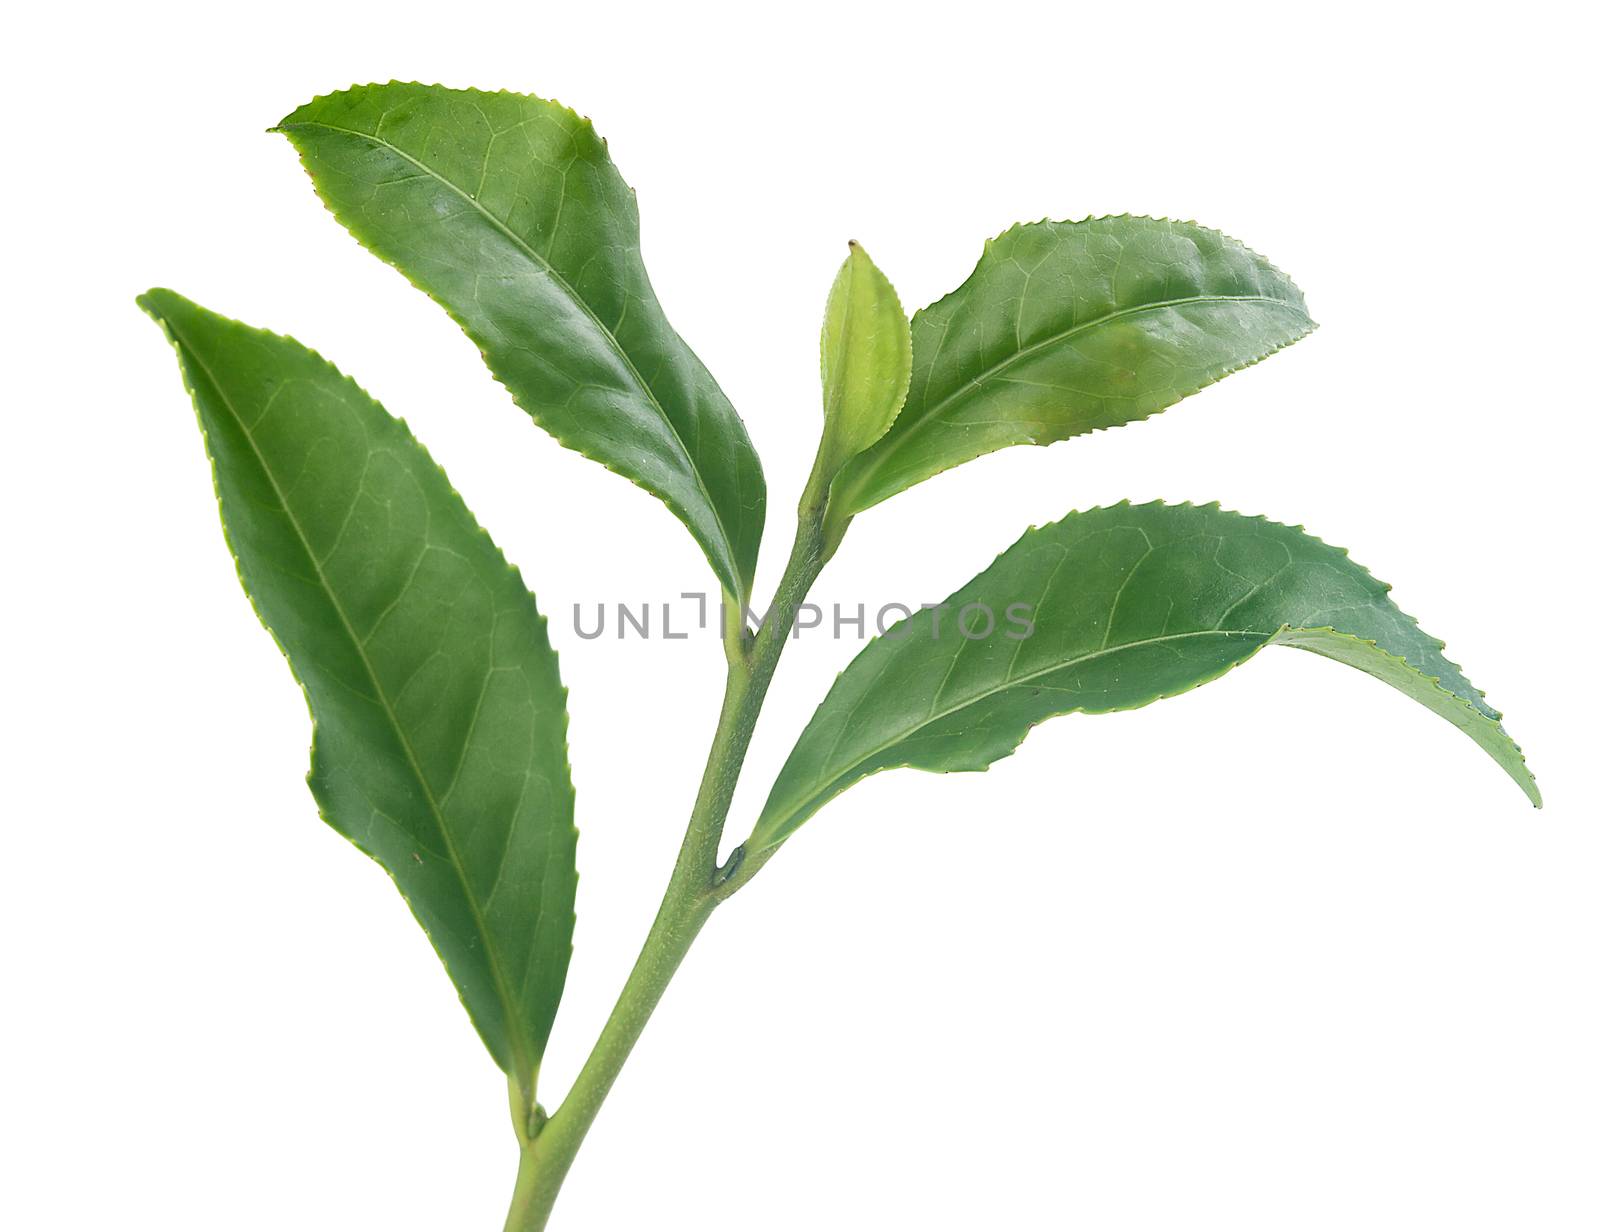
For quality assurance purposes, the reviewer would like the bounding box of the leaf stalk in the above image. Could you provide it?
[504,510,829,1230]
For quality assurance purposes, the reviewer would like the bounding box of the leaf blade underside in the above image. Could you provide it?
[831,217,1316,517]
[275,82,765,604]
[753,501,1537,851]
[141,289,578,1096]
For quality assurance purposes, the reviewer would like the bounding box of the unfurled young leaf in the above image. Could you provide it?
[752,501,1537,851]
[829,217,1315,519]
[274,83,766,605]
[811,241,912,507]
[140,290,578,1106]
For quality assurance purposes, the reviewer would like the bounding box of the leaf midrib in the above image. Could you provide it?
[280,117,740,594]
[765,625,1276,839]
[847,292,1308,489]
[174,324,535,1083]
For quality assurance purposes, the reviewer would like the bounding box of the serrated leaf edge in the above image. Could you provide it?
[139,289,580,1089]
[752,498,1537,850]
[836,216,1317,517]
[272,82,761,606]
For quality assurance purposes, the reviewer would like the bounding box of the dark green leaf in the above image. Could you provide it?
[753,501,1537,851]
[140,289,578,1101]
[275,83,765,604]
[830,217,1315,518]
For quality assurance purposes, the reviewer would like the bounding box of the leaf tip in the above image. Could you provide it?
[136,287,192,332]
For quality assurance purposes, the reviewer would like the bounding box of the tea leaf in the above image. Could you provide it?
[276,83,765,604]
[813,242,911,501]
[141,290,578,1101]
[830,217,1314,518]
[753,501,1537,850]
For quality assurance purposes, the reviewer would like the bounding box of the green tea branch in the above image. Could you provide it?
[142,82,1537,1230]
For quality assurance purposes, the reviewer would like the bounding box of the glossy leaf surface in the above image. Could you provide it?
[814,241,911,497]
[141,290,578,1096]
[753,501,1537,850]
[276,83,765,603]
[830,217,1315,517]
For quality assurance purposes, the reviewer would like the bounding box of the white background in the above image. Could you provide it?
[4,3,1595,1228]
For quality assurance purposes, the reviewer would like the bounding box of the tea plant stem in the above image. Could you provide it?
[504,509,828,1231]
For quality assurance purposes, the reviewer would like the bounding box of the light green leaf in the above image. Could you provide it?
[140,289,578,1102]
[813,241,911,502]
[830,217,1315,518]
[753,501,1537,851]
[274,83,765,605]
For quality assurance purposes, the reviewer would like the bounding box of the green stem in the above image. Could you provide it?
[503,512,828,1231]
